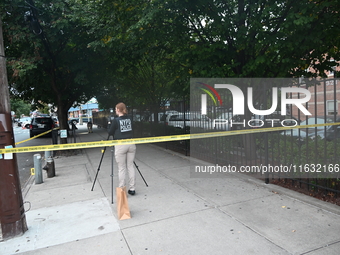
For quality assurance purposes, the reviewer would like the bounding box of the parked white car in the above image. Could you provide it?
[18,117,32,128]
[213,112,251,131]
[150,111,179,123]
[165,112,212,129]
[213,112,234,131]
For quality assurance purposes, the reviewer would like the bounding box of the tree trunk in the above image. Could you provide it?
[56,99,71,145]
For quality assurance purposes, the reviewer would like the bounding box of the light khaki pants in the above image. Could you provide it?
[115,144,136,190]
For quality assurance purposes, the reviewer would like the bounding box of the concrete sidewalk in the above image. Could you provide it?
[1,124,340,255]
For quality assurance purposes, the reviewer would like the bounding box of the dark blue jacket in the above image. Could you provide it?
[108,115,133,140]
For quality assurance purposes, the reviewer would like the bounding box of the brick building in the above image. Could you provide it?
[290,68,339,122]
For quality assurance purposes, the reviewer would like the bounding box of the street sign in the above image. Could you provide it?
[60,129,67,138]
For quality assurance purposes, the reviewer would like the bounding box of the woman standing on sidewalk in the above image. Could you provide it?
[108,102,136,195]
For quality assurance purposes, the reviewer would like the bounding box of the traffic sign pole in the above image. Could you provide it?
[0,17,28,241]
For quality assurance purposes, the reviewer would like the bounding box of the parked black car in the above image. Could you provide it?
[29,116,57,138]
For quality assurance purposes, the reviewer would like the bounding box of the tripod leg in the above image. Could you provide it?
[134,161,148,187]
[91,147,107,191]
[91,135,111,191]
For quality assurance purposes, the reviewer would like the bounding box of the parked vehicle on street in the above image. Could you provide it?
[213,112,234,130]
[17,117,32,128]
[299,117,330,130]
[29,116,57,138]
[310,117,340,141]
[68,114,91,124]
[165,112,212,130]
[213,112,261,131]
[68,117,79,125]
[150,111,179,123]
[80,114,91,123]
[281,117,332,139]
[52,116,59,126]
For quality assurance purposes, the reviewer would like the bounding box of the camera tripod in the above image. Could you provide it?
[91,136,148,203]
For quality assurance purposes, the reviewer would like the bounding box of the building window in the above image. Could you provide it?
[327,70,335,77]
[299,76,305,85]
[327,59,336,77]
[327,100,338,115]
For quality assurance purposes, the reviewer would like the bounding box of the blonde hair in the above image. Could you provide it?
[116,102,128,115]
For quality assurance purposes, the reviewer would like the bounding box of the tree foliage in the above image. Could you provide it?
[74,0,340,115]
[112,0,340,78]
[79,0,191,110]
[10,98,31,117]
[1,0,107,142]
[2,0,340,128]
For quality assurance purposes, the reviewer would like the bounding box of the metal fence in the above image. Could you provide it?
[94,78,340,204]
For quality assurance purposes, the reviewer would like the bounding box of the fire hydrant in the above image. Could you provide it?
[43,157,55,178]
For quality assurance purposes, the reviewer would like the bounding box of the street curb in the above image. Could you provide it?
[21,174,34,200]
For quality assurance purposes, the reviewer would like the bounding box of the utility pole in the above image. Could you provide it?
[0,17,28,241]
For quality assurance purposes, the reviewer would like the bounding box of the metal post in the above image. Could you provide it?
[71,122,77,143]
[52,129,58,144]
[45,150,51,159]
[79,105,83,125]
[45,157,55,178]
[34,154,43,184]
[264,132,269,184]
[264,85,269,184]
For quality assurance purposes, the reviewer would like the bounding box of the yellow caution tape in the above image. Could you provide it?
[1,122,339,154]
